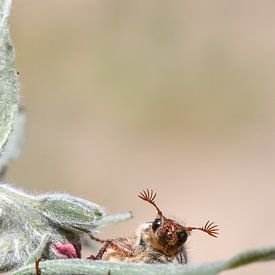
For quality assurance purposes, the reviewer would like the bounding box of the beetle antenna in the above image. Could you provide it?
[185,220,219,238]
[138,189,163,217]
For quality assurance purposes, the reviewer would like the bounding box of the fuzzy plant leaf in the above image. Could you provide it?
[0,184,131,272]
[38,193,104,233]
[12,246,275,275]
[94,211,133,228]
[0,108,25,177]
[0,0,20,153]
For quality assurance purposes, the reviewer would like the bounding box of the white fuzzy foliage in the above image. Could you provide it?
[0,0,19,152]
[0,109,25,175]
[13,246,275,275]
[0,183,105,271]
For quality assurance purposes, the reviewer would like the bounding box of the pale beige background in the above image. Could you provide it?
[6,1,275,274]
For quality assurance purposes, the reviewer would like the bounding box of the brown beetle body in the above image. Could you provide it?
[88,189,218,264]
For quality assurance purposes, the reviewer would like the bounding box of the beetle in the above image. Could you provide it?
[88,189,219,264]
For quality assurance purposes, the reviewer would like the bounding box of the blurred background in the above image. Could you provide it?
[7,1,275,274]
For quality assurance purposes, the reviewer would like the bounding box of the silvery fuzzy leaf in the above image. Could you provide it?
[0,0,20,153]
[12,246,275,275]
[0,108,25,177]
[38,192,104,233]
[0,184,106,271]
[0,0,23,178]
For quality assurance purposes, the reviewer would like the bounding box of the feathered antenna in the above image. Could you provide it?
[185,220,219,238]
[138,189,163,217]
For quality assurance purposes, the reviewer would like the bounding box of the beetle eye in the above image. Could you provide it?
[177,231,188,244]
[152,218,161,231]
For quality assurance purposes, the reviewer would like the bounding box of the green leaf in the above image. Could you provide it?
[0,0,19,152]
[38,193,104,233]
[0,184,132,272]
[25,235,51,265]
[0,109,25,176]
[0,184,105,271]
[94,211,133,228]
[12,246,275,275]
